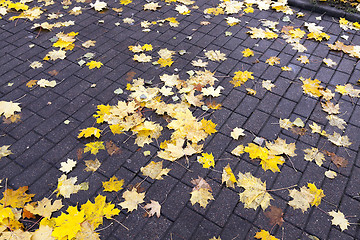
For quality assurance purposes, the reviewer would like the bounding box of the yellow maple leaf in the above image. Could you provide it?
[289,28,306,38]
[56,175,84,198]
[204,50,227,61]
[52,206,85,240]
[157,57,173,67]
[303,148,325,166]
[0,145,12,159]
[243,6,254,13]
[0,186,34,208]
[197,152,215,168]
[297,55,309,64]
[190,188,214,208]
[244,143,269,160]
[78,127,101,138]
[53,39,73,49]
[132,121,162,147]
[93,104,111,123]
[201,119,217,135]
[308,183,325,206]
[265,56,280,66]
[222,164,237,188]
[301,77,323,97]
[81,195,120,228]
[328,210,349,232]
[231,145,244,156]
[140,161,171,180]
[230,70,254,87]
[133,53,152,62]
[120,0,132,5]
[335,85,348,95]
[86,61,103,69]
[246,88,256,95]
[260,155,285,173]
[242,48,254,57]
[84,141,105,155]
[119,188,145,212]
[8,2,29,11]
[102,176,124,192]
[142,44,153,51]
[237,172,273,210]
[288,183,325,212]
[255,230,279,240]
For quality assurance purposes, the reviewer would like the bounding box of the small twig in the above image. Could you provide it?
[267,184,297,192]
[286,156,298,172]
[174,160,193,172]
[110,217,129,231]
[13,94,27,102]
[95,222,113,232]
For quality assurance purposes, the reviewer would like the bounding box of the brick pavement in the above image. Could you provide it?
[0,0,359,239]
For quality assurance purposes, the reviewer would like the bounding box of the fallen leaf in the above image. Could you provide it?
[84,141,105,155]
[204,50,226,62]
[37,79,56,88]
[0,101,21,118]
[0,145,12,159]
[30,61,43,69]
[119,188,145,212]
[190,188,214,208]
[86,61,103,69]
[84,159,101,172]
[59,158,77,173]
[82,40,96,48]
[321,101,340,115]
[140,161,170,180]
[262,80,275,91]
[325,170,337,179]
[297,55,309,64]
[25,198,63,218]
[265,56,280,66]
[255,230,279,240]
[323,150,348,168]
[91,0,107,11]
[264,206,284,227]
[222,164,237,188]
[0,186,34,208]
[303,148,325,166]
[329,210,349,231]
[197,152,215,168]
[231,127,245,140]
[102,176,124,192]
[144,200,161,217]
[105,141,121,155]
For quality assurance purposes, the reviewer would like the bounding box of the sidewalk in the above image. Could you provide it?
[0,0,359,239]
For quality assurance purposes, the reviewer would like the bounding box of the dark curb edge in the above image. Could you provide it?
[288,0,360,22]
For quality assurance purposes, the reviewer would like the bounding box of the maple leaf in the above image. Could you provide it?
[222,164,237,188]
[242,48,254,57]
[303,148,325,166]
[325,170,337,179]
[132,121,162,147]
[133,53,152,62]
[158,48,175,59]
[231,145,244,156]
[230,70,254,87]
[157,57,173,67]
[102,176,124,192]
[262,80,275,91]
[266,138,297,157]
[246,88,256,95]
[84,141,105,155]
[0,229,32,240]
[190,188,214,208]
[0,145,12,159]
[91,0,107,11]
[192,59,208,67]
[329,210,349,231]
[260,155,285,173]
[266,56,280,66]
[175,5,190,15]
[209,237,221,240]
[26,79,38,88]
[37,79,56,88]
[301,77,323,97]
[323,150,348,168]
[237,172,273,210]
[59,158,77,173]
[279,118,293,130]
[44,49,66,61]
[141,161,170,180]
[264,206,284,227]
[52,206,85,240]
[119,188,145,212]
[81,195,120,228]
[281,66,292,71]
[323,58,337,67]
[144,2,160,10]
[321,101,340,115]
[197,153,215,168]
[75,220,100,240]
[144,200,161,218]
[86,61,103,69]
[201,119,217,135]
[56,174,84,198]
[288,183,325,212]
[254,230,279,240]
[32,225,55,240]
[289,28,306,38]
[24,198,63,218]
[0,186,34,208]
[82,40,96,48]
[247,27,278,39]
[84,159,101,172]
[78,127,101,138]
[105,141,121,156]
[244,143,269,160]
[231,127,245,140]
[8,2,29,11]
[201,86,223,97]
[0,101,21,118]
[297,55,309,64]
[69,6,82,15]
[30,61,43,69]
[226,16,241,26]
[327,132,351,147]
[120,0,132,5]
[204,50,227,62]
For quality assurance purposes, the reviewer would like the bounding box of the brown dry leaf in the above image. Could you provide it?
[84,159,101,172]
[264,206,284,227]
[126,71,136,81]
[26,80,38,88]
[105,141,121,155]
[323,150,348,168]
[48,69,59,76]
[3,114,21,124]
[281,25,294,34]
[321,101,340,115]
[191,176,212,191]
[290,127,307,136]
[77,148,84,160]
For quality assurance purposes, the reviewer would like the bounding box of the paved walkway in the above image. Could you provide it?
[0,0,359,239]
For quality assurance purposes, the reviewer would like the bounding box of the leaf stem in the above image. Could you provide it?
[267,184,297,192]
